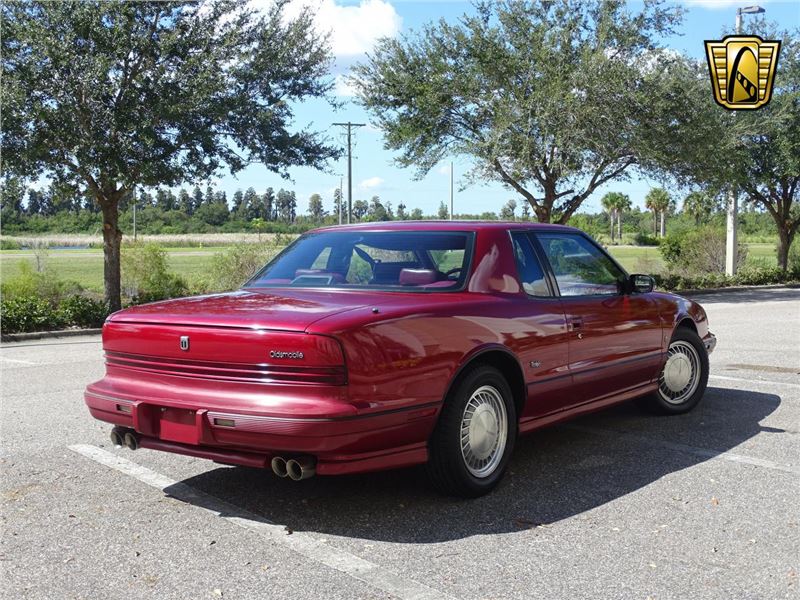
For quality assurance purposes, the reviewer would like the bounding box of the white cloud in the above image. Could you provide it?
[334,74,357,97]
[277,0,401,57]
[437,165,452,176]
[359,176,384,189]
[684,0,767,9]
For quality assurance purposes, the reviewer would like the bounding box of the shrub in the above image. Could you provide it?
[788,240,800,275]
[121,243,189,303]
[0,238,22,250]
[1,295,64,333]
[660,226,747,275]
[1,262,82,306]
[634,232,659,246]
[58,295,109,328]
[207,243,285,291]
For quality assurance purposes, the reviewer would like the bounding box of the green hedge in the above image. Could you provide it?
[1,294,109,334]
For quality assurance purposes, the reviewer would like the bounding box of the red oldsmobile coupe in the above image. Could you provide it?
[85,222,716,497]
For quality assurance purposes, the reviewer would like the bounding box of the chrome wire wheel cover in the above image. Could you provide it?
[460,385,508,478]
[659,340,701,405]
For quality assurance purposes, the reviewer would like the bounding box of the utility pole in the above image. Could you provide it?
[727,4,765,275]
[333,122,365,224]
[339,176,343,225]
[450,161,454,221]
[132,188,137,243]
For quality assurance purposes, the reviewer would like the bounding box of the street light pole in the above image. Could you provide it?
[726,5,765,275]
[333,122,365,224]
[450,161,454,221]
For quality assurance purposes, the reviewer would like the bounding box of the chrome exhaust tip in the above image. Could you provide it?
[123,432,139,451]
[286,456,316,481]
[110,429,124,447]
[271,456,288,478]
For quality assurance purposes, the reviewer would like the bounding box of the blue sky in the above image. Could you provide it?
[216,0,800,217]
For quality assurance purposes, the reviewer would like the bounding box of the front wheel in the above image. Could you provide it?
[637,327,709,415]
[426,365,516,497]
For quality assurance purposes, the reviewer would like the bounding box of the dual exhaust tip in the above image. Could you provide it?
[110,428,315,480]
[271,456,316,481]
[110,428,139,451]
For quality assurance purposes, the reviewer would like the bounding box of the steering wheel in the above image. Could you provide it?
[444,267,463,280]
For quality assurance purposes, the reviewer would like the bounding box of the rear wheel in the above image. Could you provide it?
[637,327,709,415]
[426,365,516,497]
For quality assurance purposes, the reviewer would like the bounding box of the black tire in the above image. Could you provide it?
[426,365,517,498]
[636,327,709,415]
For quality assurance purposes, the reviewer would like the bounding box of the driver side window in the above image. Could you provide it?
[536,233,625,297]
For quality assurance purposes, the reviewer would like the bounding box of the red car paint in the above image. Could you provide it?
[84,221,715,475]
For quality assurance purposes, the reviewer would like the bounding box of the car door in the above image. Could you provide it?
[507,231,572,419]
[532,231,663,406]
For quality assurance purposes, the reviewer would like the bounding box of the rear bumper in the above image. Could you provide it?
[84,386,437,475]
[703,332,717,354]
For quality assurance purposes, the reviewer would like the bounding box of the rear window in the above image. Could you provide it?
[246,231,473,291]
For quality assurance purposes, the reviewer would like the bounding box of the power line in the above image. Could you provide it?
[332,122,366,224]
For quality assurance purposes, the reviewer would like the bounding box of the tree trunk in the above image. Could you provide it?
[776,226,794,272]
[617,209,622,241]
[100,198,123,312]
[610,212,615,242]
[653,213,657,236]
[659,211,666,238]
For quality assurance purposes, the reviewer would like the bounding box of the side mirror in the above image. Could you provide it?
[628,274,655,294]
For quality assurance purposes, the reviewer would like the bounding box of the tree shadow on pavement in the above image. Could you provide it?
[166,386,780,543]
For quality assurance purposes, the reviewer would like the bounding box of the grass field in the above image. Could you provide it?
[0,242,780,293]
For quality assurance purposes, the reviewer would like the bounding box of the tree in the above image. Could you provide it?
[437,201,449,220]
[682,191,718,225]
[396,202,408,220]
[231,190,245,215]
[276,189,297,223]
[353,199,369,220]
[600,192,631,242]
[26,189,44,216]
[657,23,799,270]
[155,189,176,212]
[332,188,343,222]
[410,208,424,220]
[368,195,389,221]
[645,188,672,238]
[242,187,260,221]
[178,189,192,215]
[307,193,326,221]
[263,188,275,221]
[520,203,531,221]
[1,0,339,310]
[500,199,517,221]
[352,0,687,224]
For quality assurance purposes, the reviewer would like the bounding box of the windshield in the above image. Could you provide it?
[245,231,473,291]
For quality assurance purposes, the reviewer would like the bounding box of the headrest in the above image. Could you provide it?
[399,268,437,286]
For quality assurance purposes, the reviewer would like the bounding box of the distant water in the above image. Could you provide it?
[20,245,92,250]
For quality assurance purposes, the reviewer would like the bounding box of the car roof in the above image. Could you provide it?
[310,220,580,234]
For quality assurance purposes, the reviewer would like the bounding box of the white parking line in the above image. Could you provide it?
[69,444,457,600]
[0,357,37,365]
[710,374,800,390]
[564,425,800,476]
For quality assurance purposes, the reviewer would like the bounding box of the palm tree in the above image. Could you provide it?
[645,188,672,237]
[683,191,716,225]
[601,193,617,242]
[601,192,631,243]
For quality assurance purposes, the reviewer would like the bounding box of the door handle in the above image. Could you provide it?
[570,317,584,339]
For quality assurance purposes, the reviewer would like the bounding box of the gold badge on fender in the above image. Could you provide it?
[704,35,781,110]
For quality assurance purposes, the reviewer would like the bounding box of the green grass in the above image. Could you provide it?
[0,242,780,293]
[0,248,226,292]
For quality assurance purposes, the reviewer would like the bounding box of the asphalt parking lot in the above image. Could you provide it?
[1,287,798,600]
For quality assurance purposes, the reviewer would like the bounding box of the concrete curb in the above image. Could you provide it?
[677,283,800,296]
[1,328,102,343]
